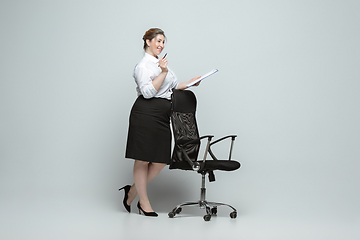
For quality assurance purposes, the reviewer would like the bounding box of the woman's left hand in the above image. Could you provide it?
[190,76,201,87]
[176,76,201,90]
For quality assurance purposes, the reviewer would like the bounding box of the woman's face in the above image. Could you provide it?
[146,34,165,57]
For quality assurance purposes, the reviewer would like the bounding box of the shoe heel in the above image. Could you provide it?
[119,185,131,213]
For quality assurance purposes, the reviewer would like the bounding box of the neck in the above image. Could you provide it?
[145,50,158,58]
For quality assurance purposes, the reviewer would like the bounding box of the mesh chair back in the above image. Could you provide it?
[170,90,200,166]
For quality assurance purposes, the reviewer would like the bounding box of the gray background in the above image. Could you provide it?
[1,0,359,239]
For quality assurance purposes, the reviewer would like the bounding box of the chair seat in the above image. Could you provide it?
[170,160,240,171]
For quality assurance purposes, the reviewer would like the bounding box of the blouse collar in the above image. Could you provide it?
[144,52,159,63]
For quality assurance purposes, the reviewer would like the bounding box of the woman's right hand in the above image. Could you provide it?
[159,56,168,73]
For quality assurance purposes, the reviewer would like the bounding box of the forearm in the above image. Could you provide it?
[177,76,200,90]
[152,71,168,91]
[176,81,191,90]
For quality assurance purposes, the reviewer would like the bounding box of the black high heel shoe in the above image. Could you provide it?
[137,201,158,217]
[119,185,131,213]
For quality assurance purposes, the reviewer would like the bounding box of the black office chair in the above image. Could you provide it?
[168,89,241,221]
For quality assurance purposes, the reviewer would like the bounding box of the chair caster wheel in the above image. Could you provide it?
[203,214,211,221]
[168,211,175,218]
[175,207,182,214]
[230,211,237,219]
[211,207,217,215]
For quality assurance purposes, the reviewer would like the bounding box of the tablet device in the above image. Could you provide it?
[186,69,218,87]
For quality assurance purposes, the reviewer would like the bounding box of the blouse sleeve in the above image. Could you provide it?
[134,65,158,99]
[169,70,179,90]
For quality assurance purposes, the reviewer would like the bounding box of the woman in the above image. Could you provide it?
[119,28,200,217]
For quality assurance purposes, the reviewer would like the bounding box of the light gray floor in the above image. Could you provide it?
[1,192,359,240]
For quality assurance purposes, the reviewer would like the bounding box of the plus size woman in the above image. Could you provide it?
[119,28,200,217]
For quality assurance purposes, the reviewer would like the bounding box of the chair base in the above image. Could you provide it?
[168,200,237,221]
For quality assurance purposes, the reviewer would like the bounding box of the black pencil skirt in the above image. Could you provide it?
[125,96,172,164]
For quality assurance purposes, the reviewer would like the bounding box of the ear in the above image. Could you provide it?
[146,39,151,48]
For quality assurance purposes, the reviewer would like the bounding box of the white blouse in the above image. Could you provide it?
[133,53,178,100]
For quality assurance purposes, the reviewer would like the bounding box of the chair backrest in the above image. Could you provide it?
[170,90,200,167]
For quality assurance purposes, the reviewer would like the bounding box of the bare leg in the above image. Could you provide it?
[147,162,167,183]
[133,160,151,211]
[127,161,166,211]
